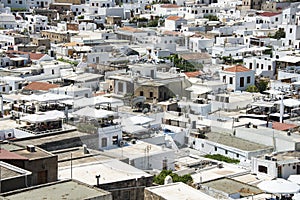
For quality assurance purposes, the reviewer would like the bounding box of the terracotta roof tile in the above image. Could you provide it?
[272,122,298,131]
[23,82,59,91]
[184,71,202,78]
[258,12,281,17]
[0,149,28,160]
[119,26,144,33]
[166,16,183,21]
[29,53,45,60]
[6,50,46,61]
[161,4,180,8]
[223,65,251,73]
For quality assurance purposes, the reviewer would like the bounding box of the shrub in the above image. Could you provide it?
[204,154,240,164]
[153,170,193,185]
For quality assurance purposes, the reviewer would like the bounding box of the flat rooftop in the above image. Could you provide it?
[0,119,26,130]
[104,140,174,159]
[146,182,216,200]
[191,163,247,183]
[58,159,152,185]
[11,147,54,160]
[14,130,90,147]
[54,147,113,168]
[1,180,111,200]
[257,151,300,165]
[206,131,271,151]
[0,161,31,180]
[202,178,263,197]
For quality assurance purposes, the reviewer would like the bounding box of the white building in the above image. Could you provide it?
[244,56,276,78]
[185,5,220,20]
[219,65,255,91]
[25,15,48,34]
[255,12,282,29]
[190,130,273,162]
[189,37,214,53]
[105,140,176,170]
[164,16,187,31]
[49,85,92,98]
[151,4,180,17]
[0,13,16,29]
[145,182,217,200]
[252,151,300,179]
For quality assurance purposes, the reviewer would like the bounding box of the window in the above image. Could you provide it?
[290,28,293,33]
[223,76,226,83]
[2,87,5,92]
[201,143,204,148]
[247,76,251,84]
[240,77,244,87]
[236,154,239,158]
[261,64,264,69]
[101,138,107,147]
[214,147,217,151]
[118,82,123,93]
[225,150,228,154]
[140,91,144,96]
[7,0,11,3]
[268,65,271,70]
[256,63,259,68]
[52,69,54,74]
[249,63,253,69]
[258,165,268,174]
[275,17,278,22]
[229,77,233,84]
[149,92,153,98]
[112,135,118,145]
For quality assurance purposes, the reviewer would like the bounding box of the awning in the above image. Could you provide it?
[10,57,27,61]
[128,115,154,125]
[277,56,300,63]
[73,106,117,119]
[257,178,300,194]
[275,99,300,107]
[20,110,65,123]
[288,175,300,185]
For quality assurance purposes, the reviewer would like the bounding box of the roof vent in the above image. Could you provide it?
[27,145,35,152]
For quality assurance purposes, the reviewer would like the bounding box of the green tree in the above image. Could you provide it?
[256,80,268,93]
[153,170,193,185]
[272,28,285,40]
[246,85,259,93]
[204,15,219,21]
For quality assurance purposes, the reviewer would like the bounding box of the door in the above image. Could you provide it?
[37,170,48,184]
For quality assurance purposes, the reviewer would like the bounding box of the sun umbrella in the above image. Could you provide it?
[257,178,300,194]
[289,175,300,185]
[292,193,300,200]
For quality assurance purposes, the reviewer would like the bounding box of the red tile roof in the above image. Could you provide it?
[166,16,183,21]
[23,82,59,91]
[258,12,281,17]
[223,65,251,73]
[184,71,202,78]
[29,53,45,60]
[161,4,180,8]
[0,149,28,160]
[6,50,46,60]
[272,122,298,131]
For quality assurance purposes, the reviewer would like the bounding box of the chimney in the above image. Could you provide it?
[26,145,35,152]
[279,95,284,123]
[83,144,88,154]
[0,94,3,118]
[95,175,101,186]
